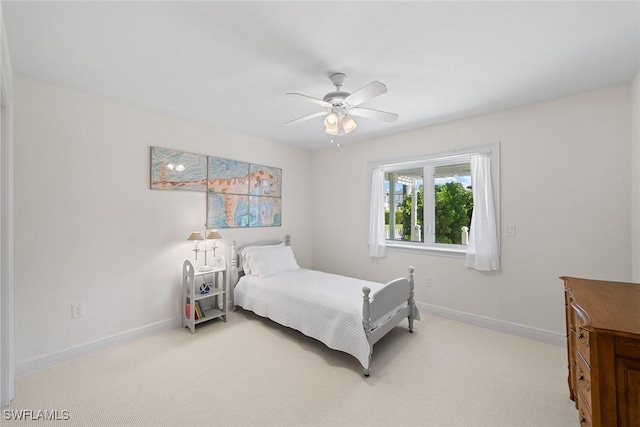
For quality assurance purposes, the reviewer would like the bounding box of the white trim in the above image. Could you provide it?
[368,143,498,170]
[369,143,500,256]
[416,301,566,347]
[15,318,182,378]
[0,6,14,408]
[386,242,466,258]
[14,304,565,378]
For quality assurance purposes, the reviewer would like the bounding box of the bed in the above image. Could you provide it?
[230,235,420,376]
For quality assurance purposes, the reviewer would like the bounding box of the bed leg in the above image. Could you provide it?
[363,351,372,377]
[408,266,415,333]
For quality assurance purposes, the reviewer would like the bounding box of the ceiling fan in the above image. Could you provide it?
[285,73,399,136]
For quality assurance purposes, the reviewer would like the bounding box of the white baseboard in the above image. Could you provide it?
[416,301,566,347]
[16,305,565,378]
[15,317,182,378]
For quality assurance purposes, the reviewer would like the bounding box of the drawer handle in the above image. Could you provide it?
[577,368,591,392]
[577,329,590,347]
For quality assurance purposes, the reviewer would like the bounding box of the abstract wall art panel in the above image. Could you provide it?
[207,158,250,194]
[150,147,207,191]
[249,164,282,197]
[207,193,249,228]
[249,196,281,227]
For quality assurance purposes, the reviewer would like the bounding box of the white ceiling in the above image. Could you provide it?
[3,1,639,150]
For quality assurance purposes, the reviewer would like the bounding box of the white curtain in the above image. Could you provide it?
[465,153,500,271]
[369,167,387,258]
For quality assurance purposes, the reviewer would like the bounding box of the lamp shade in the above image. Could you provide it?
[206,230,222,240]
[342,115,357,133]
[325,126,339,135]
[187,231,204,241]
[323,112,339,128]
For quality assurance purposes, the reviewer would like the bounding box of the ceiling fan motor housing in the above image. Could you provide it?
[324,72,350,105]
[323,91,350,105]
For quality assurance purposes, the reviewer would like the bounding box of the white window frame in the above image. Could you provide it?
[369,143,500,257]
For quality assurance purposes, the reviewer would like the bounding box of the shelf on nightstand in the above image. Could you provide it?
[182,257,227,333]
[194,308,225,324]
[193,287,225,300]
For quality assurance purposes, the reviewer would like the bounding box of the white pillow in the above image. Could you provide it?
[241,242,284,275]
[253,245,300,277]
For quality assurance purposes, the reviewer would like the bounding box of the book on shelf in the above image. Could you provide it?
[195,300,205,319]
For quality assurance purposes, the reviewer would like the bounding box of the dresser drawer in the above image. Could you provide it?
[577,327,591,366]
[616,336,640,359]
[576,351,592,412]
[577,388,592,427]
[567,302,578,331]
[577,393,592,427]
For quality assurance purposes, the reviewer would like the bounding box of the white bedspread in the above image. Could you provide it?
[234,269,397,369]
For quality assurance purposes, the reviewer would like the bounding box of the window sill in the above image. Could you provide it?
[385,242,467,258]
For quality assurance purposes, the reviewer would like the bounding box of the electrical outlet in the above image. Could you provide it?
[425,276,432,287]
[71,303,85,319]
[506,224,516,237]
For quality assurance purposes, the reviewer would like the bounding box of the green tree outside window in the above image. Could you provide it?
[397,182,473,243]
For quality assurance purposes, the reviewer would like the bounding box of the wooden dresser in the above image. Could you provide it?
[561,277,640,427]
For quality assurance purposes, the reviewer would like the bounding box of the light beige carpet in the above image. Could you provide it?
[4,311,578,426]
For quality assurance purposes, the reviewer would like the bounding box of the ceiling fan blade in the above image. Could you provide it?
[343,81,388,107]
[286,93,332,108]
[349,107,398,123]
[284,111,327,126]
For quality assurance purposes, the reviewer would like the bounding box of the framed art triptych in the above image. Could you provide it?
[151,147,282,228]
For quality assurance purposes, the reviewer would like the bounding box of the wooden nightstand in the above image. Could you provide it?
[182,256,227,333]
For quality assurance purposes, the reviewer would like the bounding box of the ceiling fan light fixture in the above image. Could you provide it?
[342,115,357,134]
[325,126,339,136]
[324,112,339,128]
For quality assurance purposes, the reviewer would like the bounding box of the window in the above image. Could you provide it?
[370,144,500,259]
[385,168,424,242]
[385,161,473,248]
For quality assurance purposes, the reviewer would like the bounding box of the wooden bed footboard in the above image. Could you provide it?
[362,266,419,376]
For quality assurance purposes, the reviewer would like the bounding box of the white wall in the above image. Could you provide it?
[311,85,631,335]
[0,5,15,406]
[13,76,312,365]
[12,74,634,366]
[632,72,640,282]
